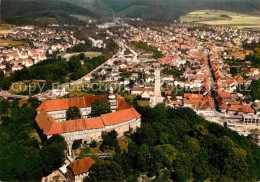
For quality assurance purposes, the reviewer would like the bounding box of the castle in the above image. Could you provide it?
[35,89,141,155]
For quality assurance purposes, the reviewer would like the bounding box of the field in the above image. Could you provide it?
[0,39,28,48]
[70,14,96,23]
[58,51,102,61]
[0,24,13,35]
[34,17,58,24]
[180,10,260,31]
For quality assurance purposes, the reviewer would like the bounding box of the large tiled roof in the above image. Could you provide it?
[36,95,107,112]
[35,95,141,135]
[101,108,141,126]
[67,157,95,176]
[228,104,255,113]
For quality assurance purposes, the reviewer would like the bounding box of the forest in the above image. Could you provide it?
[1,0,97,26]
[86,105,260,181]
[0,99,67,181]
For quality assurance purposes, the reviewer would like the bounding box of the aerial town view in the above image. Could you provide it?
[0,0,260,181]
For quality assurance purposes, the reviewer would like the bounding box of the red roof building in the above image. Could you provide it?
[35,94,142,146]
[67,157,95,182]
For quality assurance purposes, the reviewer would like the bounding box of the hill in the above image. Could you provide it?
[87,105,260,181]
[62,0,260,21]
[1,0,98,26]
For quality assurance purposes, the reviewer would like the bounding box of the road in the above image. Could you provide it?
[203,48,246,126]
[0,90,28,100]
[33,40,127,100]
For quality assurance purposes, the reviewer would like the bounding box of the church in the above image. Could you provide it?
[35,89,141,154]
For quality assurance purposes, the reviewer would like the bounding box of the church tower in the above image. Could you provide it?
[150,69,163,107]
[108,87,117,112]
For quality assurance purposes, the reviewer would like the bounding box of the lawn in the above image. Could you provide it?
[58,51,102,61]
[137,100,149,107]
[180,10,260,31]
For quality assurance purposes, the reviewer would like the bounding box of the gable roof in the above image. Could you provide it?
[101,108,141,126]
[67,157,95,176]
[36,95,107,112]
[228,104,254,113]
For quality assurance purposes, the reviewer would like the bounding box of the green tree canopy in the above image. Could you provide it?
[84,160,124,182]
[66,106,81,120]
[100,130,118,151]
[250,80,260,100]
[90,99,110,117]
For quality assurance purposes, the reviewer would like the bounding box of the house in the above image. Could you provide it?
[164,97,182,108]
[227,104,255,115]
[67,157,95,182]
[25,59,33,67]
[52,86,68,97]
[82,74,92,81]
[145,74,155,83]
[215,91,235,113]
[12,65,23,71]
[141,89,152,99]
[0,63,6,70]
[183,93,214,116]
[162,75,174,82]
[242,114,260,126]
[250,68,259,76]
[131,87,153,98]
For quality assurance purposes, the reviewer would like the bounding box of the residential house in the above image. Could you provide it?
[67,157,95,182]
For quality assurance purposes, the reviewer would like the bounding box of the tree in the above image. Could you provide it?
[250,80,260,100]
[84,160,124,182]
[100,130,118,151]
[0,100,10,114]
[66,106,81,120]
[153,144,177,168]
[230,67,238,76]
[90,99,110,117]
[40,135,67,175]
[28,97,41,109]
[72,139,82,150]
[90,140,97,148]
[136,144,152,172]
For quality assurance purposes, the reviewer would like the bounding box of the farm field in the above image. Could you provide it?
[0,38,28,48]
[0,24,13,35]
[180,10,260,31]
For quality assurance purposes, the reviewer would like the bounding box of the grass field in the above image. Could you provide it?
[58,51,102,61]
[70,14,96,23]
[34,17,58,24]
[180,10,260,31]
[137,100,149,107]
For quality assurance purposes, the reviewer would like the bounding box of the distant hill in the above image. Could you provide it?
[61,0,260,21]
[1,0,97,25]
